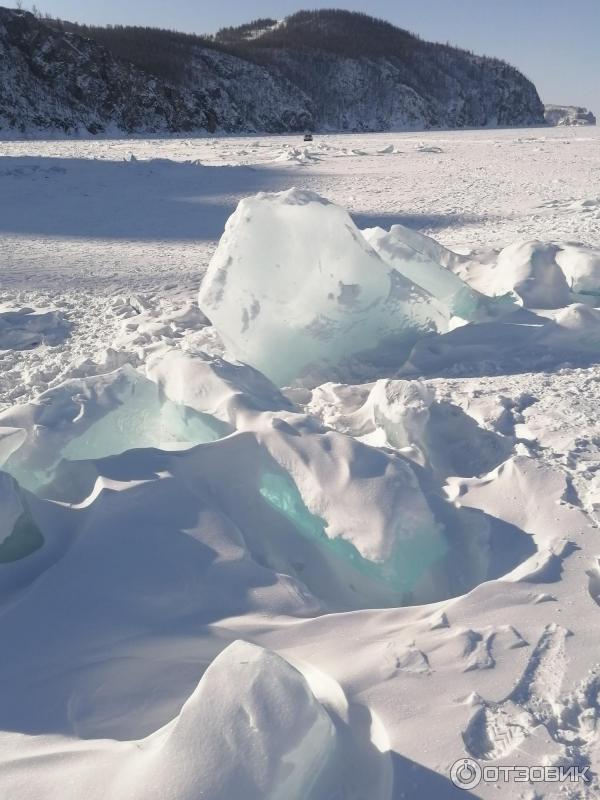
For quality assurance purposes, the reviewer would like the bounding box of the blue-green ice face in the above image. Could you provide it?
[259,471,447,597]
[0,511,44,564]
[59,395,225,462]
[3,385,228,495]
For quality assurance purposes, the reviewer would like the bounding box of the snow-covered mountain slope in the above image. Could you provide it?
[0,7,545,135]
[544,104,596,126]
[0,7,220,134]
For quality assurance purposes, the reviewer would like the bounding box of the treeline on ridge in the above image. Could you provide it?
[42,9,501,87]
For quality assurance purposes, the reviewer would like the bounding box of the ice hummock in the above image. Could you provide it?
[0,305,70,350]
[0,347,517,610]
[555,241,600,295]
[363,224,517,321]
[487,240,572,308]
[0,363,229,492]
[198,188,448,386]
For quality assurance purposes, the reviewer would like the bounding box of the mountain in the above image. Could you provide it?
[0,7,545,136]
[0,7,221,134]
[544,105,596,126]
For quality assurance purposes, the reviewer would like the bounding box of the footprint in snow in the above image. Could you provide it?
[381,641,431,678]
[461,624,598,763]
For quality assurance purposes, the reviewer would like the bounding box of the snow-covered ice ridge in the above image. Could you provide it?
[2,127,600,799]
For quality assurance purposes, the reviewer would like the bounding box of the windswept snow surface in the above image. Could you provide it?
[2,127,600,799]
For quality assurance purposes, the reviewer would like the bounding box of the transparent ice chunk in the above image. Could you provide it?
[199,188,447,385]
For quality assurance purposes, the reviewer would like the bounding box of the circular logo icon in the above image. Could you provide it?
[450,758,483,790]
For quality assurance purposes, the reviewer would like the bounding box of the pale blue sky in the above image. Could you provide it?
[13,0,600,114]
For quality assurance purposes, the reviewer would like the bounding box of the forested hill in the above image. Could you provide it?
[0,7,545,135]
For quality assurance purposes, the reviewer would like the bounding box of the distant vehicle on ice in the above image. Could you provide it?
[303,132,313,142]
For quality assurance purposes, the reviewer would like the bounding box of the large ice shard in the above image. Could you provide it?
[198,188,447,386]
[363,224,516,321]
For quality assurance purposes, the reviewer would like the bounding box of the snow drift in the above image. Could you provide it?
[481,240,571,308]
[119,641,339,800]
[0,640,342,800]
[448,238,600,305]
[0,349,535,610]
[0,305,70,350]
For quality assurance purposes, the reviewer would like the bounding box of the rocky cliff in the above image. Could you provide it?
[544,105,596,126]
[0,7,545,135]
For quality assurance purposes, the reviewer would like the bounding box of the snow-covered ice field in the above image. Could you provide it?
[2,126,600,799]
[2,127,600,407]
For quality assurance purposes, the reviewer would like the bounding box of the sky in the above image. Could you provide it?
[11,0,600,114]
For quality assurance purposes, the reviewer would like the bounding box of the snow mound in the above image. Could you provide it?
[555,241,600,295]
[376,143,402,154]
[125,641,338,800]
[198,188,447,385]
[274,146,318,164]
[459,239,600,307]
[0,353,448,606]
[491,241,571,308]
[415,144,444,153]
[309,378,512,477]
[0,346,532,609]
[0,305,70,350]
[552,302,600,331]
[146,349,294,426]
[401,304,600,377]
[364,224,516,321]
